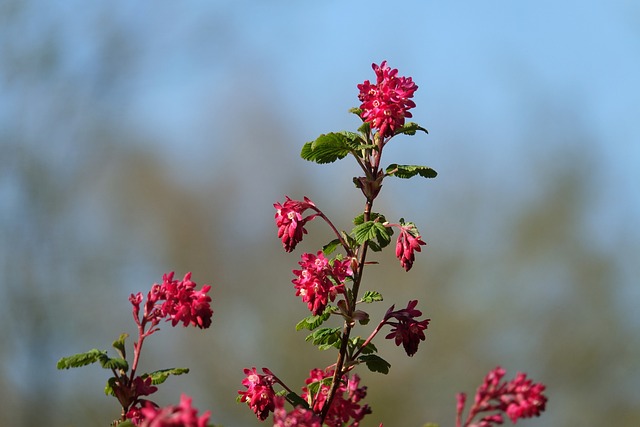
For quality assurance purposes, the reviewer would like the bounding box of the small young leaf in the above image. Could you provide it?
[361,291,383,303]
[353,212,386,226]
[393,122,428,136]
[322,238,341,255]
[386,164,438,179]
[57,349,108,370]
[285,391,310,409]
[105,377,117,396]
[112,333,129,358]
[306,376,333,396]
[144,367,190,385]
[358,354,391,374]
[306,327,342,350]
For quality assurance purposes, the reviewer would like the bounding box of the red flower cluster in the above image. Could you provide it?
[395,222,426,272]
[302,368,371,427]
[238,367,277,421]
[133,394,211,427]
[457,367,547,427]
[274,196,317,252]
[357,60,418,138]
[384,300,430,357]
[130,272,213,331]
[273,396,322,427]
[292,251,352,315]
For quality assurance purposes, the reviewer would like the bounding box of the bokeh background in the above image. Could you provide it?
[2,0,639,426]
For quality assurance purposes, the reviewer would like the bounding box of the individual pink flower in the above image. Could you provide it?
[384,300,430,357]
[272,396,322,427]
[292,251,352,315]
[456,367,547,427]
[238,367,277,421]
[136,394,211,427]
[394,222,426,271]
[301,368,371,427]
[274,196,317,252]
[357,60,418,138]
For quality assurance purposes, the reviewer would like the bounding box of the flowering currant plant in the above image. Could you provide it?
[58,61,547,427]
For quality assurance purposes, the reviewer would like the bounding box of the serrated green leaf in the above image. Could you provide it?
[99,356,129,371]
[361,291,383,303]
[386,164,438,179]
[393,122,429,136]
[353,212,386,226]
[57,349,108,370]
[144,368,190,385]
[306,327,342,350]
[352,221,378,245]
[301,133,355,164]
[322,239,341,255]
[349,107,362,116]
[358,354,391,374]
[296,308,332,331]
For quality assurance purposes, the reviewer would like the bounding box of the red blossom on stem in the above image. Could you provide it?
[238,367,277,421]
[274,196,317,252]
[273,396,322,427]
[357,60,418,138]
[393,222,426,272]
[384,300,430,357]
[135,394,211,427]
[457,367,547,427]
[302,368,371,427]
[292,251,352,315]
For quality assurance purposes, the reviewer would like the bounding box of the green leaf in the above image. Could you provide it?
[322,238,341,255]
[285,391,310,409]
[349,107,362,117]
[301,132,360,164]
[116,421,136,427]
[352,221,378,245]
[353,212,386,226]
[99,356,129,371]
[306,327,342,350]
[296,308,332,331]
[144,368,190,385]
[385,164,438,179]
[361,291,383,303]
[358,354,391,374]
[57,349,108,369]
[105,377,117,396]
[112,333,128,358]
[352,220,393,250]
[393,122,428,136]
[306,376,333,396]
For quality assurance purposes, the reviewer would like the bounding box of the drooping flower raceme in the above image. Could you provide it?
[136,394,211,427]
[273,396,322,427]
[384,300,430,357]
[129,272,213,332]
[238,367,277,421]
[274,196,317,252]
[357,60,418,138]
[292,251,352,315]
[456,366,547,427]
[393,222,426,272]
[302,368,371,427]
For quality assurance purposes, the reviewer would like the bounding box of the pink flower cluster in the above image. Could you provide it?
[238,367,277,421]
[357,60,418,138]
[384,300,430,357]
[131,394,211,427]
[302,368,371,427]
[274,196,317,252]
[394,222,426,272]
[292,251,352,315]
[273,396,322,427]
[457,366,547,427]
[129,272,213,331]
